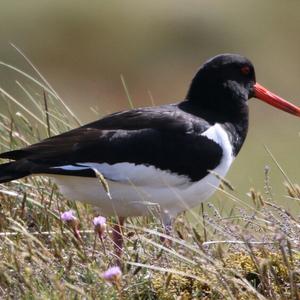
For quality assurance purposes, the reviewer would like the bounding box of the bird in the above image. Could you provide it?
[0,53,299,254]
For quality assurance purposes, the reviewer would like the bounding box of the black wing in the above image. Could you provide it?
[0,105,223,182]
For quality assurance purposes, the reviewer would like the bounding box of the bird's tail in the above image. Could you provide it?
[0,161,30,183]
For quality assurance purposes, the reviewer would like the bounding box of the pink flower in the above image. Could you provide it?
[93,216,107,239]
[60,210,82,242]
[102,266,122,285]
[93,216,106,227]
[60,210,76,222]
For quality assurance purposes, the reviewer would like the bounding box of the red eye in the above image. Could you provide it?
[241,66,250,75]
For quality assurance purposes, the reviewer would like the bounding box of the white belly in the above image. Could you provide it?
[50,124,234,217]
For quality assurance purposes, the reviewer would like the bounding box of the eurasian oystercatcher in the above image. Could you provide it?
[0,54,299,252]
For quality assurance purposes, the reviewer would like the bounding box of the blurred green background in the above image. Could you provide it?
[0,0,300,209]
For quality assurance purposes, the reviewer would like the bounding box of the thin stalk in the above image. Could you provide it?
[43,90,51,137]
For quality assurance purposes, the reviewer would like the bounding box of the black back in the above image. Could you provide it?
[0,54,256,183]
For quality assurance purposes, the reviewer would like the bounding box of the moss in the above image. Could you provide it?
[151,250,300,299]
[151,265,222,300]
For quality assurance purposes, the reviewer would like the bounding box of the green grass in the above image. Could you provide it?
[0,53,300,299]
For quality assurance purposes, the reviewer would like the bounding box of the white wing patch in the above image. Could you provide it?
[52,162,189,187]
[52,165,88,171]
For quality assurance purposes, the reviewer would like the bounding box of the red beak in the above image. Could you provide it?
[254,83,300,117]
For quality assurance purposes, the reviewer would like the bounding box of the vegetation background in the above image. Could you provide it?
[0,1,300,208]
[0,0,300,211]
[0,2,300,299]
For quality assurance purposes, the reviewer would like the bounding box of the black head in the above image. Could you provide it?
[186,54,256,111]
[185,53,300,120]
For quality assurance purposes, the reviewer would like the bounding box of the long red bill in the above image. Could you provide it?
[254,83,300,117]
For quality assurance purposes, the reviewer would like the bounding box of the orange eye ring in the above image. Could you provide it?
[241,66,250,75]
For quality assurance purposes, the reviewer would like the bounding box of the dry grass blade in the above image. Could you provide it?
[127,261,205,282]
[10,43,82,126]
[92,168,112,200]
[264,145,298,195]
[120,74,134,109]
[138,235,197,265]
[0,87,49,130]
[0,50,299,299]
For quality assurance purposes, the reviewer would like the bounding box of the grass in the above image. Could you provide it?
[0,50,300,299]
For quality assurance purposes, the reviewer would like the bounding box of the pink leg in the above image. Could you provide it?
[112,217,125,259]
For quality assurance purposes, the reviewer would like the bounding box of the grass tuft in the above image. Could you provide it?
[0,51,300,299]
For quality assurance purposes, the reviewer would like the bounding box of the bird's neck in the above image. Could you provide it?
[179,99,249,156]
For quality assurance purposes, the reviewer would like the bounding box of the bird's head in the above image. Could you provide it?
[186,53,300,118]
